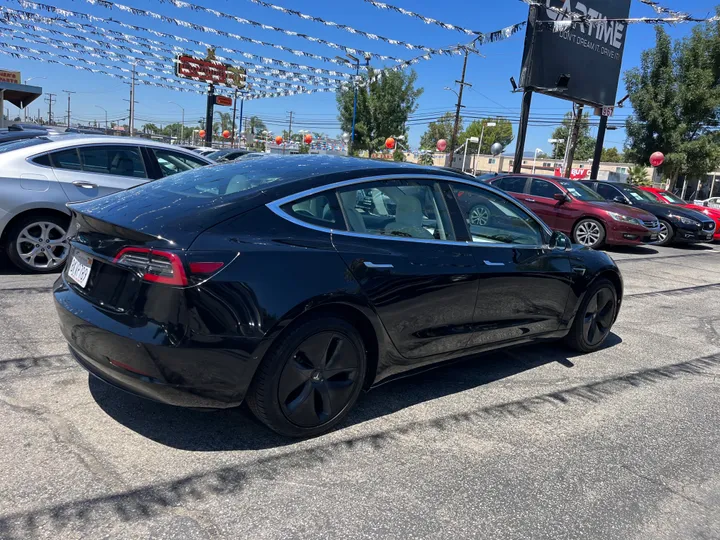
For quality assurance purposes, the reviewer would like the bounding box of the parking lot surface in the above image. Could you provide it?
[1,243,719,539]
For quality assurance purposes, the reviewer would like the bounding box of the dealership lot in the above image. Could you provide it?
[1,244,719,539]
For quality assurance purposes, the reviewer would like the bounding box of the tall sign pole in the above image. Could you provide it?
[512,90,532,174]
[205,83,215,147]
[590,108,611,179]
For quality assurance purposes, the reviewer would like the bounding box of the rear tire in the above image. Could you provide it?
[653,219,674,246]
[565,278,618,353]
[572,218,605,249]
[5,214,70,274]
[246,316,367,438]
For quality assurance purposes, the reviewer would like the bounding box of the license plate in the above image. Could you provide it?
[67,252,93,288]
[650,234,658,240]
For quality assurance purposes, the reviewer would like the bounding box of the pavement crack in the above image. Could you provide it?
[621,465,710,510]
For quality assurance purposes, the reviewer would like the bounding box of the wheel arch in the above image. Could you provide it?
[0,207,71,245]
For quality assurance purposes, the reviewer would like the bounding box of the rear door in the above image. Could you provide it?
[328,177,480,361]
[447,181,574,346]
[51,144,148,202]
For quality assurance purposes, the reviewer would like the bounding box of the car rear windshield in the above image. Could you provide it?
[145,159,300,199]
[0,137,50,153]
[557,180,604,201]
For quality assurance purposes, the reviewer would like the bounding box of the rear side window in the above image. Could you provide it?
[493,176,527,193]
[31,154,52,167]
[152,149,208,178]
[281,194,346,229]
[50,148,82,171]
[77,146,146,178]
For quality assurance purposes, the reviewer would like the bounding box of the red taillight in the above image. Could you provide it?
[114,247,188,286]
[189,261,224,274]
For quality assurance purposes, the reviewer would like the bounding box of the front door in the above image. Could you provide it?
[50,144,149,202]
[525,178,563,229]
[330,179,480,361]
[448,182,574,347]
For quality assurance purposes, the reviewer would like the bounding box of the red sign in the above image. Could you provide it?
[215,95,233,107]
[554,167,589,179]
[175,55,246,88]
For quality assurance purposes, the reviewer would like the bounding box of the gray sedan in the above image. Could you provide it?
[0,135,214,273]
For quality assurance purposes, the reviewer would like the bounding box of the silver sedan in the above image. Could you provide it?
[0,135,214,273]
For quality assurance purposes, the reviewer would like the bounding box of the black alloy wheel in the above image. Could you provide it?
[247,317,367,437]
[565,279,617,352]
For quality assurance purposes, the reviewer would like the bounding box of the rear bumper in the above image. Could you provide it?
[605,222,654,246]
[53,278,261,409]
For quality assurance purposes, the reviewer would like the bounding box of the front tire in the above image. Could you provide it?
[5,214,70,273]
[653,219,674,246]
[565,278,618,352]
[246,316,367,437]
[573,218,606,249]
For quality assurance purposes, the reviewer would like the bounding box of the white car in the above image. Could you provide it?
[695,197,720,210]
[0,135,214,273]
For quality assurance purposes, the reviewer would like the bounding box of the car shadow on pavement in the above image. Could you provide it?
[88,334,621,451]
[604,245,658,256]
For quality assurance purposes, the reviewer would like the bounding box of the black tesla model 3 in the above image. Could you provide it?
[54,156,623,437]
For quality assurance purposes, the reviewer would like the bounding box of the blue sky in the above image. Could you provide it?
[2,0,717,154]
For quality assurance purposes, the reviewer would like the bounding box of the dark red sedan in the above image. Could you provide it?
[484,175,660,249]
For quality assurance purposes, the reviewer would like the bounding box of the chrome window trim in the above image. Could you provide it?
[266,173,552,249]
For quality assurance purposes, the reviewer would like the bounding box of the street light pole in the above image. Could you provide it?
[62,90,75,128]
[532,148,544,174]
[95,105,107,130]
[169,101,185,144]
[475,121,496,174]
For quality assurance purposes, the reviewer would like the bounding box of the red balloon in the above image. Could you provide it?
[275,136,284,145]
[650,151,665,167]
[222,130,231,139]
[436,139,447,152]
[304,133,313,145]
[385,137,396,150]
[198,129,206,138]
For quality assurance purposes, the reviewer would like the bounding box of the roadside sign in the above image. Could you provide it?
[594,106,615,117]
[175,55,246,89]
[0,70,21,84]
[215,95,233,107]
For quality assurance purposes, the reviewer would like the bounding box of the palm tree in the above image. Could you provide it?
[141,123,159,134]
[627,164,649,185]
[248,115,267,135]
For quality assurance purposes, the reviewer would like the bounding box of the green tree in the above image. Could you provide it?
[624,24,720,189]
[141,123,160,134]
[550,112,595,160]
[248,115,267,135]
[419,112,458,150]
[627,164,650,185]
[600,147,624,162]
[393,148,406,162]
[417,153,434,166]
[337,68,423,155]
[459,118,514,154]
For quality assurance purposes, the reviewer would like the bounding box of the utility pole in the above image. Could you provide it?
[448,49,471,168]
[231,89,239,148]
[62,90,75,128]
[285,111,294,155]
[45,93,56,125]
[563,104,584,177]
[129,63,136,136]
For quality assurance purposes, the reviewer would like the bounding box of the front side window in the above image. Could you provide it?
[336,181,455,241]
[450,183,545,246]
[493,176,528,194]
[152,149,208,178]
[529,179,562,199]
[76,146,146,178]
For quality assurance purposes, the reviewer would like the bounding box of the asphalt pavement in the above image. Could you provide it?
[1,243,719,539]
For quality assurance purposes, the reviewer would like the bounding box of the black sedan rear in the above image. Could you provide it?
[54,156,624,437]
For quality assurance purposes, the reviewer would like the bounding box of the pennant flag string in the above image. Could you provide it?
[1,22,352,87]
[0,6,357,80]
[360,0,480,35]
[159,0,478,56]
[636,0,693,21]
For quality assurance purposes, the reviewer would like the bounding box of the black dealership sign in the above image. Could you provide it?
[519,0,631,107]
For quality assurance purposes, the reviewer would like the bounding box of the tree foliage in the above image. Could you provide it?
[627,164,650,185]
[624,24,720,186]
[600,147,624,162]
[419,112,458,150]
[550,112,595,160]
[458,118,514,154]
[417,153,435,166]
[337,68,423,155]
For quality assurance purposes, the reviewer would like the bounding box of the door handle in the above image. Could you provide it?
[72,181,97,189]
[523,198,536,203]
[363,262,394,269]
[483,260,505,266]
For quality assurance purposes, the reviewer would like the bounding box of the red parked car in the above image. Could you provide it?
[485,174,660,249]
[639,187,720,241]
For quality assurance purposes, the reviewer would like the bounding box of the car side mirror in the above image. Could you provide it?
[613,195,627,204]
[553,193,569,203]
[549,230,572,251]
[703,201,709,207]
